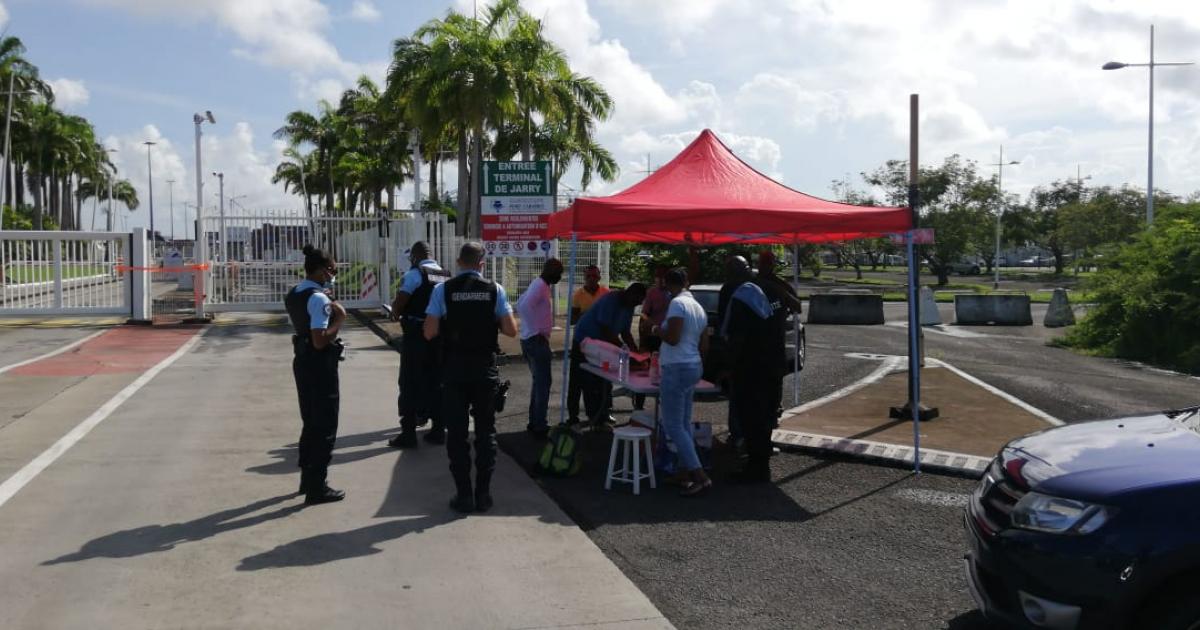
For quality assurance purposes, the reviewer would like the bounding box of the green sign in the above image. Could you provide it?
[481,161,553,196]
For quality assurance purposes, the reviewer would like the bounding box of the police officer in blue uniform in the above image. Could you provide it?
[285,244,347,505]
[388,241,451,448]
[424,242,518,513]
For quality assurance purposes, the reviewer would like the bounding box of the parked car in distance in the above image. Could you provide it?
[948,259,982,275]
[964,404,1200,630]
[688,283,805,383]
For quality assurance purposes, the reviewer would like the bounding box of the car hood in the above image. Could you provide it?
[1001,411,1200,503]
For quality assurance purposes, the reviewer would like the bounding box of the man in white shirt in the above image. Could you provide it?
[515,258,564,437]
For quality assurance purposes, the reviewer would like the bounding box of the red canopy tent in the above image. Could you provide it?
[547,129,911,245]
[546,129,927,471]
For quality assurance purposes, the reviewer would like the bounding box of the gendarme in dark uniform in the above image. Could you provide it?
[390,242,451,448]
[284,245,346,505]
[424,242,517,514]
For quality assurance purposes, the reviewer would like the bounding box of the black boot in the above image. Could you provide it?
[303,468,346,505]
[474,475,493,513]
[388,430,418,449]
[450,477,475,513]
[423,426,446,445]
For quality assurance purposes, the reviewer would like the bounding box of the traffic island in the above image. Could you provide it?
[774,357,1060,476]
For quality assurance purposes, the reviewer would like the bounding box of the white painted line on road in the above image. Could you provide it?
[884,320,990,339]
[782,355,904,416]
[926,358,1064,427]
[894,488,971,508]
[0,328,206,510]
[0,329,108,376]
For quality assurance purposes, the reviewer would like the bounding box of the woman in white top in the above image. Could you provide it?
[650,267,712,496]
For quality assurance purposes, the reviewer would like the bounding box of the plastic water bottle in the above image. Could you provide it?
[618,347,629,382]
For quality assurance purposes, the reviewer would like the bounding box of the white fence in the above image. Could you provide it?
[0,230,131,316]
[197,210,609,313]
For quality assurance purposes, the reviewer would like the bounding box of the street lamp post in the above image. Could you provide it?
[1102,24,1195,224]
[166,179,176,243]
[990,145,1019,289]
[143,141,156,249]
[193,111,215,319]
[213,171,225,262]
[104,148,117,233]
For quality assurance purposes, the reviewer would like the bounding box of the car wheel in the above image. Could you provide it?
[970,266,980,275]
[1140,581,1200,630]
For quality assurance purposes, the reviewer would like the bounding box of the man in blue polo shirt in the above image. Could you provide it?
[569,282,647,430]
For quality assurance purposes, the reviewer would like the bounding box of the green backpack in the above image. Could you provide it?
[536,425,583,477]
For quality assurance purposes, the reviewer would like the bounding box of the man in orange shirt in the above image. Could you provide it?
[567,264,608,424]
[570,265,609,324]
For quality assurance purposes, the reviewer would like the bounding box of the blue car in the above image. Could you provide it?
[964,404,1200,630]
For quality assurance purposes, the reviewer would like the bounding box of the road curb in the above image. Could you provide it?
[772,428,989,479]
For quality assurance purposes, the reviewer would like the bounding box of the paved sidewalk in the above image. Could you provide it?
[0,316,671,630]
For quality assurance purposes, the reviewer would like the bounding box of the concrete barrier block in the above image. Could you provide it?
[807,293,885,325]
[954,294,1032,326]
[919,286,941,326]
[1043,288,1075,327]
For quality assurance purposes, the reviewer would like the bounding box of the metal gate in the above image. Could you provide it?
[200,211,456,312]
[0,230,132,317]
[198,210,609,313]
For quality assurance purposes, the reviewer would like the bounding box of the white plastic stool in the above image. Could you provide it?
[605,426,656,495]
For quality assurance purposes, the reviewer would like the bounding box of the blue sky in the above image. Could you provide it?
[7,0,1200,232]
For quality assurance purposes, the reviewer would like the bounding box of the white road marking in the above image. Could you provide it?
[0,329,108,376]
[0,328,206,510]
[884,320,991,338]
[926,358,1064,427]
[894,488,971,507]
[783,355,904,416]
[793,352,1062,428]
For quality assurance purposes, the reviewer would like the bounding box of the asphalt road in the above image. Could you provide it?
[475,306,1197,630]
[0,318,671,630]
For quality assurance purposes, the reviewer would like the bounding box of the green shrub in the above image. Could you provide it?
[1060,203,1200,374]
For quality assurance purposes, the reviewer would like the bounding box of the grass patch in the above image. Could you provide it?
[4,263,109,284]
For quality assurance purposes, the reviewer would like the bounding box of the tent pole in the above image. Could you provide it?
[910,94,922,473]
[557,234,578,425]
[906,230,921,473]
[792,243,801,407]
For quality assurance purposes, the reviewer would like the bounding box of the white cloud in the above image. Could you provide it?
[0,2,9,30]
[349,0,381,22]
[102,121,298,235]
[48,78,90,109]
[82,0,367,99]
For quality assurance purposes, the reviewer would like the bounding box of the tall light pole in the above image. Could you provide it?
[143,141,156,246]
[166,179,176,243]
[193,111,215,319]
[1102,25,1195,224]
[990,146,1019,289]
[213,171,226,262]
[104,148,118,232]
[1075,165,1092,195]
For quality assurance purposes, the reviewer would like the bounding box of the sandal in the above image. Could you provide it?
[679,479,713,498]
